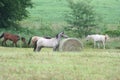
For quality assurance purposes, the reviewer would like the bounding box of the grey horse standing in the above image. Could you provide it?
[34,32,68,52]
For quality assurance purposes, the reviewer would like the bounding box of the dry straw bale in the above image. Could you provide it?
[59,38,83,51]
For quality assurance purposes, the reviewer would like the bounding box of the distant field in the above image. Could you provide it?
[91,0,120,24]
[26,0,68,22]
[0,47,120,80]
[21,0,120,28]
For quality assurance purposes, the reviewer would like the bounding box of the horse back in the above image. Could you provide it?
[4,33,20,41]
[32,36,40,45]
[92,35,105,42]
[37,38,57,48]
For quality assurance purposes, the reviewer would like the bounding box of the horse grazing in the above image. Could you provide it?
[34,32,68,52]
[28,36,51,47]
[21,37,27,46]
[86,34,109,49]
[0,32,26,47]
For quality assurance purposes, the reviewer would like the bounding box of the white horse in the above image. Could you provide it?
[28,36,51,47]
[34,32,68,52]
[86,34,109,49]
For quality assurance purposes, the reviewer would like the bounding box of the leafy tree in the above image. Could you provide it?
[0,0,32,28]
[65,0,97,37]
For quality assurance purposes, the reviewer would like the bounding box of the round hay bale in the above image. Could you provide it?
[59,38,83,51]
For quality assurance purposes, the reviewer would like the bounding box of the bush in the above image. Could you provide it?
[65,0,97,37]
[105,30,120,37]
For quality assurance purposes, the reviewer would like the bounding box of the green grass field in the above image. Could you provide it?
[0,1,120,79]
[22,0,120,27]
[18,0,120,37]
[0,47,120,80]
[1,0,120,39]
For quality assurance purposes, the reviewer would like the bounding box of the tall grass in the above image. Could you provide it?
[0,47,120,80]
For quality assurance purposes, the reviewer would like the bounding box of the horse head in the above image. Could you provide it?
[16,35,20,40]
[56,32,68,39]
[105,34,110,41]
[21,37,26,44]
[86,35,91,41]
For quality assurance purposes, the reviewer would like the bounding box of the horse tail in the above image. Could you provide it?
[28,37,32,46]
[0,33,4,39]
[33,40,38,51]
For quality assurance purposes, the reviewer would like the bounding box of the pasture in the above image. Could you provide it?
[0,0,120,79]
[23,0,120,26]
[0,47,120,80]
[18,0,120,38]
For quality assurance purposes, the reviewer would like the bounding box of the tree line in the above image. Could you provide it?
[0,0,32,28]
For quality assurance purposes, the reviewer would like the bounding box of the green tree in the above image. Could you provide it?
[0,0,32,28]
[65,0,97,37]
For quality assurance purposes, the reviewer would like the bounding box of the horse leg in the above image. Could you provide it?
[13,41,17,47]
[35,46,39,52]
[33,45,39,52]
[11,42,14,46]
[38,46,43,52]
[102,41,105,49]
[97,42,100,48]
[53,44,59,51]
[94,41,96,48]
[33,46,36,52]
[2,39,7,46]
[53,46,57,51]
[14,42,17,47]
[35,46,42,52]
[33,41,37,52]
[2,40,4,46]
[5,41,7,46]
[33,46,36,51]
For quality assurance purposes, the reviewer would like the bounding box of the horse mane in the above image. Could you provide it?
[56,34,59,38]
[55,32,65,39]
[44,36,51,39]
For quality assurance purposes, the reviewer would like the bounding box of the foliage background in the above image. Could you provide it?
[21,0,120,37]
[0,0,120,48]
[0,0,32,28]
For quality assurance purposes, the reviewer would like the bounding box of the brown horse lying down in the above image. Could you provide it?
[0,32,26,47]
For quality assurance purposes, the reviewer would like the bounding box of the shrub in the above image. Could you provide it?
[105,30,120,37]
